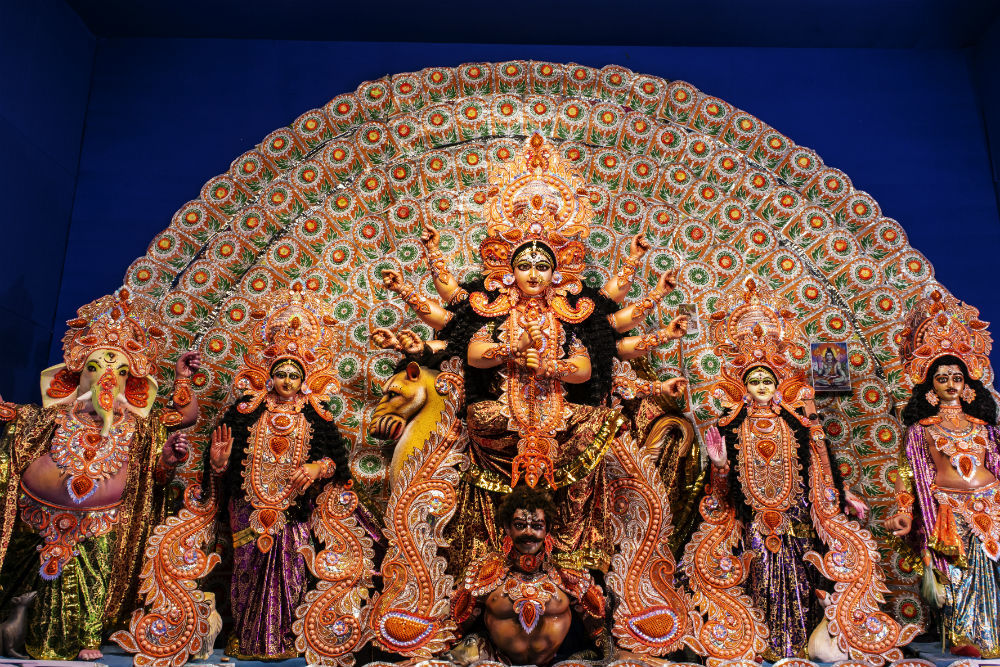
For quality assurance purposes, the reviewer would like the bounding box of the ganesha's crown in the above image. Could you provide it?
[479,134,592,292]
[234,283,340,413]
[710,278,807,386]
[61,288,164,378]
[899,289,992,384]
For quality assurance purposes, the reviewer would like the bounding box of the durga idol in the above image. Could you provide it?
[379,132,689,574]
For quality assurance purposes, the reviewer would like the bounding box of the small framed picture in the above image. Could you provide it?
[677,303,699,334]
[810,341,852,393]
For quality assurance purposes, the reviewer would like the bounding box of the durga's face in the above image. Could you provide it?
[512,248,554,297]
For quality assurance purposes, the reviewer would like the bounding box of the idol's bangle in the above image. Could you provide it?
[172,376,193,407]
[402,286,432,315]
[481,341,517,362]
[447,287,469,305]
[616,255,640,283]
[895,491,915,517]
[631,296,657,321]
[314,457,336,480]
[542,360,577,379]
[634,329,670,352]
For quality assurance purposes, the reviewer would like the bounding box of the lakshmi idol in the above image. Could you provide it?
[682,279,915,663]
[0,289,199,659]
[887,290,1000,657]
[204,284,351,659]
[379,133,689,574]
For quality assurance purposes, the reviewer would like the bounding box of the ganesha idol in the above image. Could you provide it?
[0,289,199,660]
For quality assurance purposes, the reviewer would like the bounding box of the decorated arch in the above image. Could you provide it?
[119,61,970,631]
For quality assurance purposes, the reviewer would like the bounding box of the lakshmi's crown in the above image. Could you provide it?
[61,288,164,378]
[899,289,991,384]
[479,133,592,292]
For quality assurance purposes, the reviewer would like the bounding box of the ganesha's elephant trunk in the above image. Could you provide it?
[92,368,120,435]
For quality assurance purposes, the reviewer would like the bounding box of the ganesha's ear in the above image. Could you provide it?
[406,361,421,381]
[40,364,79,408]
[124,375,159,417]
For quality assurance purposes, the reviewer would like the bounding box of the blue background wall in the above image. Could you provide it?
[2,1,999,402]
[0,0,94,401]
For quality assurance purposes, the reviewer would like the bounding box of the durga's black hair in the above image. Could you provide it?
[511,240,557,267]
[202,399,352,521]
[717,403,848,526]
[269,357,305,376]
[497,485,558,528]
[394,278,622,410]
[900,354,998,426]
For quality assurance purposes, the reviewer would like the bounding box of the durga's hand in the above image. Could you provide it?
[661,377,687,399]
[420,221,440,249]
[371,328,402,351]
[664,315,688,339]
[629,233,650,260]
[209,424,233,475]
[397,329,425,354]
[523,348,541,372]
[653,269,678,297]
[706,426,727,467]
[381,269,405,294]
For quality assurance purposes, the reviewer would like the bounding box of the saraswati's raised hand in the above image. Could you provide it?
[209,424,233,475]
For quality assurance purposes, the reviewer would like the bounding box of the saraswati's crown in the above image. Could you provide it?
[61,289,164,378]
[479,134,592,292]
[899,289,992,384]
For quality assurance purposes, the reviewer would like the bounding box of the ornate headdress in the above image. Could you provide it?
[234,283,341,417]
[42,289,164,409]
[899,289,992,384]
[710,279,812,419]
[470,133,595,322]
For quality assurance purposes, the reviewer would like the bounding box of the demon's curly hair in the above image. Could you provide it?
[497,485,558,528]
[900,354,998,426]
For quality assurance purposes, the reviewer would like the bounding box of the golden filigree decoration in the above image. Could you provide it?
[111,480,221,667]
[605,429,704,656]
[293,483,375,666]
